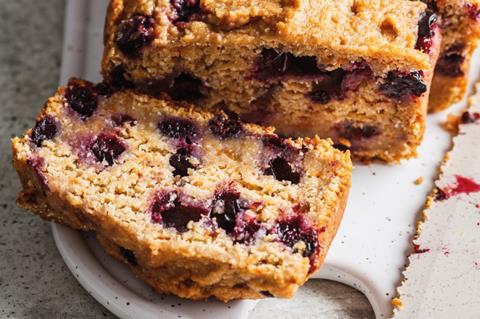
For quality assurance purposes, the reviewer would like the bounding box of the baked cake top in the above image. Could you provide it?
[104,0,435,70]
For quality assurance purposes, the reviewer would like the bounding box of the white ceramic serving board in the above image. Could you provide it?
[393,86,480,319]
[52,1,480,318]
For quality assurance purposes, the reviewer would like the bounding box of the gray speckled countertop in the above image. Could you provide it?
[0,1,375,318]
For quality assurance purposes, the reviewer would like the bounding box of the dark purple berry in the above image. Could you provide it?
[109,65,134,89]
[415,11,438,54]
[211,191,242,233]
[120,247,138,266]
[170,0,201,26]
[307,63,372,104]
[332,143,350,152]
[150,192,176,223]
[208,112,243,139]
[136,77,172,98]
[169,73,204,101]
[435,44,465,77]
[262,135,287,150]
[253,48,326,81]
[335,121,380,140]
[149,192,207,232]
[90,134,126,166]
[379,71,427,101]
[27,156,48,191]
[158,117,199,141]
[233,217,261,245]
[64,81,99,119]
[419,0,438,11]
[277,215,318,258]
[169,148,195,177]
[308,89,331,104]
[434,187,448,201]
[115,14,156,57]
[460,111,480,124]
[466,3,480,21]
[111,113,136,126]
[260,291,274,297]
[93,82,115,97]
[30,116,58,147]
[341,63,373,92]
[265,157,301,184]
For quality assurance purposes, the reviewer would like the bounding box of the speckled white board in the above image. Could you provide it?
[393,87,480,319]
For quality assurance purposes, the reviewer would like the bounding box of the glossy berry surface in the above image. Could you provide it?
[254,48,326,81]
[233,217,261,245]
[150,192,206,232]
[460,111,480,124]
[64,83,99,119]
[170,0,201,26]
[466,3,480,21]
[115,15,155,57]
[90,134,126,166]
[169,73,204,101]
[169,148,195,177]
[415,11,438,54]
[208,112,243,139]
[109,65,134,89]
[277,215,318,258]
[379,71,427,101]
[211,191,242,233]
[30,116,58,147]
[336,121,380,140]
[265,157,301,184]
[435,44,465,77]
[307,63,372,104]
[158,117,199,141]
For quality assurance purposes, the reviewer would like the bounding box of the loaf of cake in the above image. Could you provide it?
[424,0,480,111]
[12,78,352,301]
[101,0,440,162]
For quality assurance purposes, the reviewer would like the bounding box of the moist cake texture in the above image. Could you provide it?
[12,78,352,302]
[424,0,480,111]
[102,0,441,162]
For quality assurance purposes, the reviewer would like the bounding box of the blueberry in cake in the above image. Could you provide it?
[12,78,352,301]
[421,0,480,111]
[102,0,441,162]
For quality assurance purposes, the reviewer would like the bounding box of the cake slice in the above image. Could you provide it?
[425,0,480,111]
[102,0,441,162]
[12,78,352,302]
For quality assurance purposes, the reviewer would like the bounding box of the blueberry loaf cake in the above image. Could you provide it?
[423,0,480,111]
[102,0,440,162]
[12,78,352,301]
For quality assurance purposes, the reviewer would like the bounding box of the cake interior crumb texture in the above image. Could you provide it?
[101,0,442,162]
[426,0,480,111]
[12,78,352,302]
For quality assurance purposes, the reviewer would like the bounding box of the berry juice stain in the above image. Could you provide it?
[445,175,480,198]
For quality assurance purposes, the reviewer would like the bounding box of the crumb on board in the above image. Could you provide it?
[392,297,404,309]
[443,114,461,134]
[414,177,424,185]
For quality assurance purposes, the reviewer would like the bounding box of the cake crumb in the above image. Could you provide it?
[392,297,404,309]
[414,177,424,185]
[443,114,461,134]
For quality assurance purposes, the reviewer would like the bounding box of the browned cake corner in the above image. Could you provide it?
[12,78,352,302]
[425,0,480,111]
[101,0,440,163]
